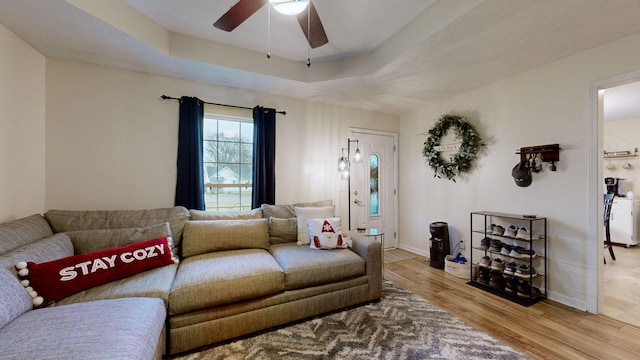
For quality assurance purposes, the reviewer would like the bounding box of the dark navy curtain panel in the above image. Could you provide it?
[174,96,205,210]
[252,106,276,208]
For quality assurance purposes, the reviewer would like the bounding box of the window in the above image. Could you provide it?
[370,154,379,215]
[203,105,253,211]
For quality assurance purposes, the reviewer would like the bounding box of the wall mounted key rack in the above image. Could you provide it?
[516,143,561,172]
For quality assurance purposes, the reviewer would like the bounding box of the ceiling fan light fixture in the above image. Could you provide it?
[268,0,310,16]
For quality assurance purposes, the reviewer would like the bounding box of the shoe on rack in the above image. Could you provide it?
[490,258,506,271]
[492,225,505,236]
[478,267,490,284]
[516,226,540,240]
[509,246,525,258]
[505,277,519,293]
[504,224,518,238]
[504,261,517,275]
[500,244,513,256]
[486,224,496,233]
[515,248,536,258]
[489,270,506,290]
[480,237,492,250]
[530,287,543,299]
[490,239,503,252]
[479,255,492,268]
[517,280,531,298]
[515,264,537,278]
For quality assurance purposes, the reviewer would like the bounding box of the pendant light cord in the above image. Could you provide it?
[307,1,311,67]
[267,4,271,59]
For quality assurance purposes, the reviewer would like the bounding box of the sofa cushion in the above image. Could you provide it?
[0,297,165,360]
[18,237,175,307]
[0,214,53,255]
[54,263,177,306]
[44,206,190,248]
[0,233,74,276]
[0,266,32,329]
[181,219,269,257]
[261,204,296,219]
[64,222,173,255]
[269,243,366,290]
[189,208,263,220]
[261,200,333,220]
[169,249,285,315]
[294,206,335,245]
[268,217,298,244]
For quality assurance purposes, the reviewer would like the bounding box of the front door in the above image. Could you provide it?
[349,129,398,249]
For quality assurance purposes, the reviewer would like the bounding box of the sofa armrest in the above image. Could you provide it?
[347,232,382,301]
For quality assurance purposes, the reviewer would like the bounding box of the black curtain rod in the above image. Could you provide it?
[161,95,286,115]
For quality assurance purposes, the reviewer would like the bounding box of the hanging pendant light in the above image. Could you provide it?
[268,0,310,15]
[338,148,348,172]
[353,146,362,163]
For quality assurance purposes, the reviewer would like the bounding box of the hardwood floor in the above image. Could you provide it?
[383,250,640,360]
[603,245,640,327]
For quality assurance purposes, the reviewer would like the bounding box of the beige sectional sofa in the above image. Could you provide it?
[0,203,382,358]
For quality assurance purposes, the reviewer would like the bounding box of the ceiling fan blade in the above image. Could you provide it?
[214,0,267,31]
[297,2,328,48]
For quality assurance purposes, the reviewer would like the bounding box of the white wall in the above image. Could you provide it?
[604,117,640,195]
[399,32,640,309]
[45,59,399,218]
[0,23,46,222]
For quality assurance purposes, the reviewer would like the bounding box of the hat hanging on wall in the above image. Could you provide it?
[512,160,532,187]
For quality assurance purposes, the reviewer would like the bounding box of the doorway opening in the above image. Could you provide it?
[598,80,640,327]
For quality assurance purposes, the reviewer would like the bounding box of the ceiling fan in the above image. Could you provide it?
[213,0,329,49]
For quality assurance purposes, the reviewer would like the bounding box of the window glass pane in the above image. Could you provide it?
[241,122,253,143]
[203,164,218,184]
[240,187,253,211]
[218,120,240,141]
[240,143,253,164]
[203,118,217,140]
[240,164,253,183]
[218,142,240,163]
[370,154,379,215]
[203,140,216,163]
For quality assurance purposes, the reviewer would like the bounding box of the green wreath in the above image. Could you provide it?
[422,114,483,182]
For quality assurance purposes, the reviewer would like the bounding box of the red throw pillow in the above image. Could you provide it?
[16,237,176,307]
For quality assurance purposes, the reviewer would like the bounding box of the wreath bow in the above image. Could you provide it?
[422,114,483,182]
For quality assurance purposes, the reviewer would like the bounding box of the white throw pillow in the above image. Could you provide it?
[307,217,351,249]
[294,206,335,245]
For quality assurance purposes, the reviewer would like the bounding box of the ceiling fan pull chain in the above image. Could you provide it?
[267,4,271,59]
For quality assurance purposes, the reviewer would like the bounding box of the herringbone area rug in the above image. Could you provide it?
[172,281,529,360]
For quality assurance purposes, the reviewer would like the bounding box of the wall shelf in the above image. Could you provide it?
[603,154,637,160]
[604,148,638,159]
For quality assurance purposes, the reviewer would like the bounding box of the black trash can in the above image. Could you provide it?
[429,221,450,269]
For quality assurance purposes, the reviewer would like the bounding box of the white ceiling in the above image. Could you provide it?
[603,81,640,122]
[2,0,640,116]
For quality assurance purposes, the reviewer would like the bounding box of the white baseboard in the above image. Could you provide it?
[398,244,428,257]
